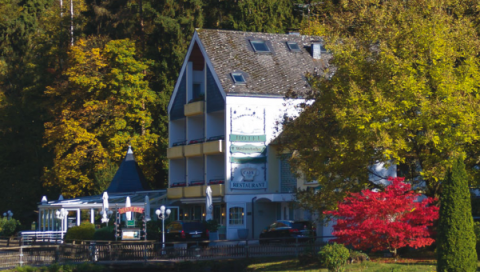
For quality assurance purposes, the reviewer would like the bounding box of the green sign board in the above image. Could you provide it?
[229,134,266,142]
[230,144,266,154]
[230,156,267,164]
[126,220,135,227]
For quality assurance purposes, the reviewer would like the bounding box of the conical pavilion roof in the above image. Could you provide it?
[106,146,150,193]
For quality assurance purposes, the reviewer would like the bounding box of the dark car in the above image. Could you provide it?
[163,221,209,245]
[259,220,315,244]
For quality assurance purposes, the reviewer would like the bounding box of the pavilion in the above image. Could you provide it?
[35,147,167,232]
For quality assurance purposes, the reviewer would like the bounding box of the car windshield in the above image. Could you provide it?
[183,222,206,232]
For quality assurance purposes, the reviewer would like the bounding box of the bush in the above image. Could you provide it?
[0,217,20,236]
[64,222,95,241]
[318,242,350,272]
[93,226,114,241]
[348,250,369,264]
[437,158,477,272]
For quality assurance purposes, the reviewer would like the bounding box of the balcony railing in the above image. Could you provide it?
[184,101,205,116]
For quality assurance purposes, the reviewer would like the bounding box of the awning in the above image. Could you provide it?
[179,197,223,204]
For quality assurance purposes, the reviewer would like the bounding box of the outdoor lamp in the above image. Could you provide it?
[156,205,171,250]
[56,208,68,239]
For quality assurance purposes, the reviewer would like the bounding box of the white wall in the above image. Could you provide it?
[187,156,204,183]
[169,119,186,147]
[206,154,225,182]
[224,96,303,195]
[169,158,186,184]
[187,115,205,141]
[206,111,225,139]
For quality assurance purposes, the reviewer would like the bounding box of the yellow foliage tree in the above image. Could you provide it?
[280,0,480,197]
[44,37,158,197]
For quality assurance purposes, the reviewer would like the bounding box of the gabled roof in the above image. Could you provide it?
[106,146,150,193]
[196,29,329,97]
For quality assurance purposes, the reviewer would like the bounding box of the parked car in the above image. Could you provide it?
[162,221,209,245]
[259,220,315,244]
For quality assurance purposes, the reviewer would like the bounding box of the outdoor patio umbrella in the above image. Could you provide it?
[126,196,132,221]
[206,186,213,221]
[145,195,151,221]
[101,192,109,223]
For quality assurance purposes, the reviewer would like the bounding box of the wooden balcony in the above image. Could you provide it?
[184,143,203,157]
[184,101,205,117]
[167,146,184,159]
[203,140,225,155]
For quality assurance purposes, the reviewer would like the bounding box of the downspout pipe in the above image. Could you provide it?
[251,197,257,239]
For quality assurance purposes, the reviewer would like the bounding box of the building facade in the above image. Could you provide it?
[166,29,334,240]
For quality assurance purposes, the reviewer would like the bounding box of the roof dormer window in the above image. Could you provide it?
[231,73,246,84]
[287,42,301,52]
[250,40,270,53]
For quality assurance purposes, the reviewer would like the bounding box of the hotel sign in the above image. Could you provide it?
[230,144,266,154]
[229,106,268,190]
[118,206,144,214]
[229,134,266,142]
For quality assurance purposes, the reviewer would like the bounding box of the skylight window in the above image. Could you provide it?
[287,42,301,52]
[231,73,246,84]
[250,40,270,53]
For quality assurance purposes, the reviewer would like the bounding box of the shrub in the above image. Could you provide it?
[0,217,20,236]
[93,226,114,241]
[64,222,95,241]
[318,242,350,272]
[437,158,478,272]
[348,250,369,264]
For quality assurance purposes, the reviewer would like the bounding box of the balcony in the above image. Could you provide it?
[167,184,225,199]
[203,140,225,155]
[167,187,184,199]
[184,185,205,198]
[167,145,184,159]
[184,101,205,117]
[208,184,225,197]
[184,143,203,157]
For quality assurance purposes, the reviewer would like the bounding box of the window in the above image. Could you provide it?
[250,40,270,53]
[287,42,301,52]
[231,73,246,84]
[229,207,244,225]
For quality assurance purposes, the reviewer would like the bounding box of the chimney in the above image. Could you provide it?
[312,43,321,60]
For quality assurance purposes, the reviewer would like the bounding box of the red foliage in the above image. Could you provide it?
[325,177,439,255]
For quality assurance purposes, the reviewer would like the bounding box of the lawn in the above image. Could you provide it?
[246,258,449,272]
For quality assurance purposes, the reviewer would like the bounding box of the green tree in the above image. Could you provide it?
[43,37,158,197]
[280,0,480,198]
[437,157,477,271]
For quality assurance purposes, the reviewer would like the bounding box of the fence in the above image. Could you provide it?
[0,237,331,270]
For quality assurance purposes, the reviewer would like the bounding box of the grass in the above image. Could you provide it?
[246,258,443,272]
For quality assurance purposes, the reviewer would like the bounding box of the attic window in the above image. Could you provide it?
[231,73,246,84]
[250,40,270,53]
[287,42,301,52]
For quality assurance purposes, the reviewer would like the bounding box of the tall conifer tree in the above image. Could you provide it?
[437,157,477,271]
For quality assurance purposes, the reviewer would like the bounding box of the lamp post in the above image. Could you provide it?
[155,205,171,250]
[56,208,68,239]
[3,210,13,220]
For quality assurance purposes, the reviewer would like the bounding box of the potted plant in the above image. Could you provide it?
[206,219,219,241]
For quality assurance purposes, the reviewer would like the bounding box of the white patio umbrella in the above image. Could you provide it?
[145,195,151,221]
[125,196,132,221]
[206,186,213,221]
[101,192,109,223]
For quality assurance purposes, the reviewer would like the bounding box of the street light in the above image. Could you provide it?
[56,208,68,239]
[3,210,13,220]
[155,205,171,249]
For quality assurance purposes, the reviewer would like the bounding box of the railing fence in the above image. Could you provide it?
[0,237,332,270]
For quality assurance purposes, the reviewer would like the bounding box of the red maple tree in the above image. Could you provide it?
[325,177,439,257]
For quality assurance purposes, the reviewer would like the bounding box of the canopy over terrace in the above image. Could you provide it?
[36,147,167,232]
